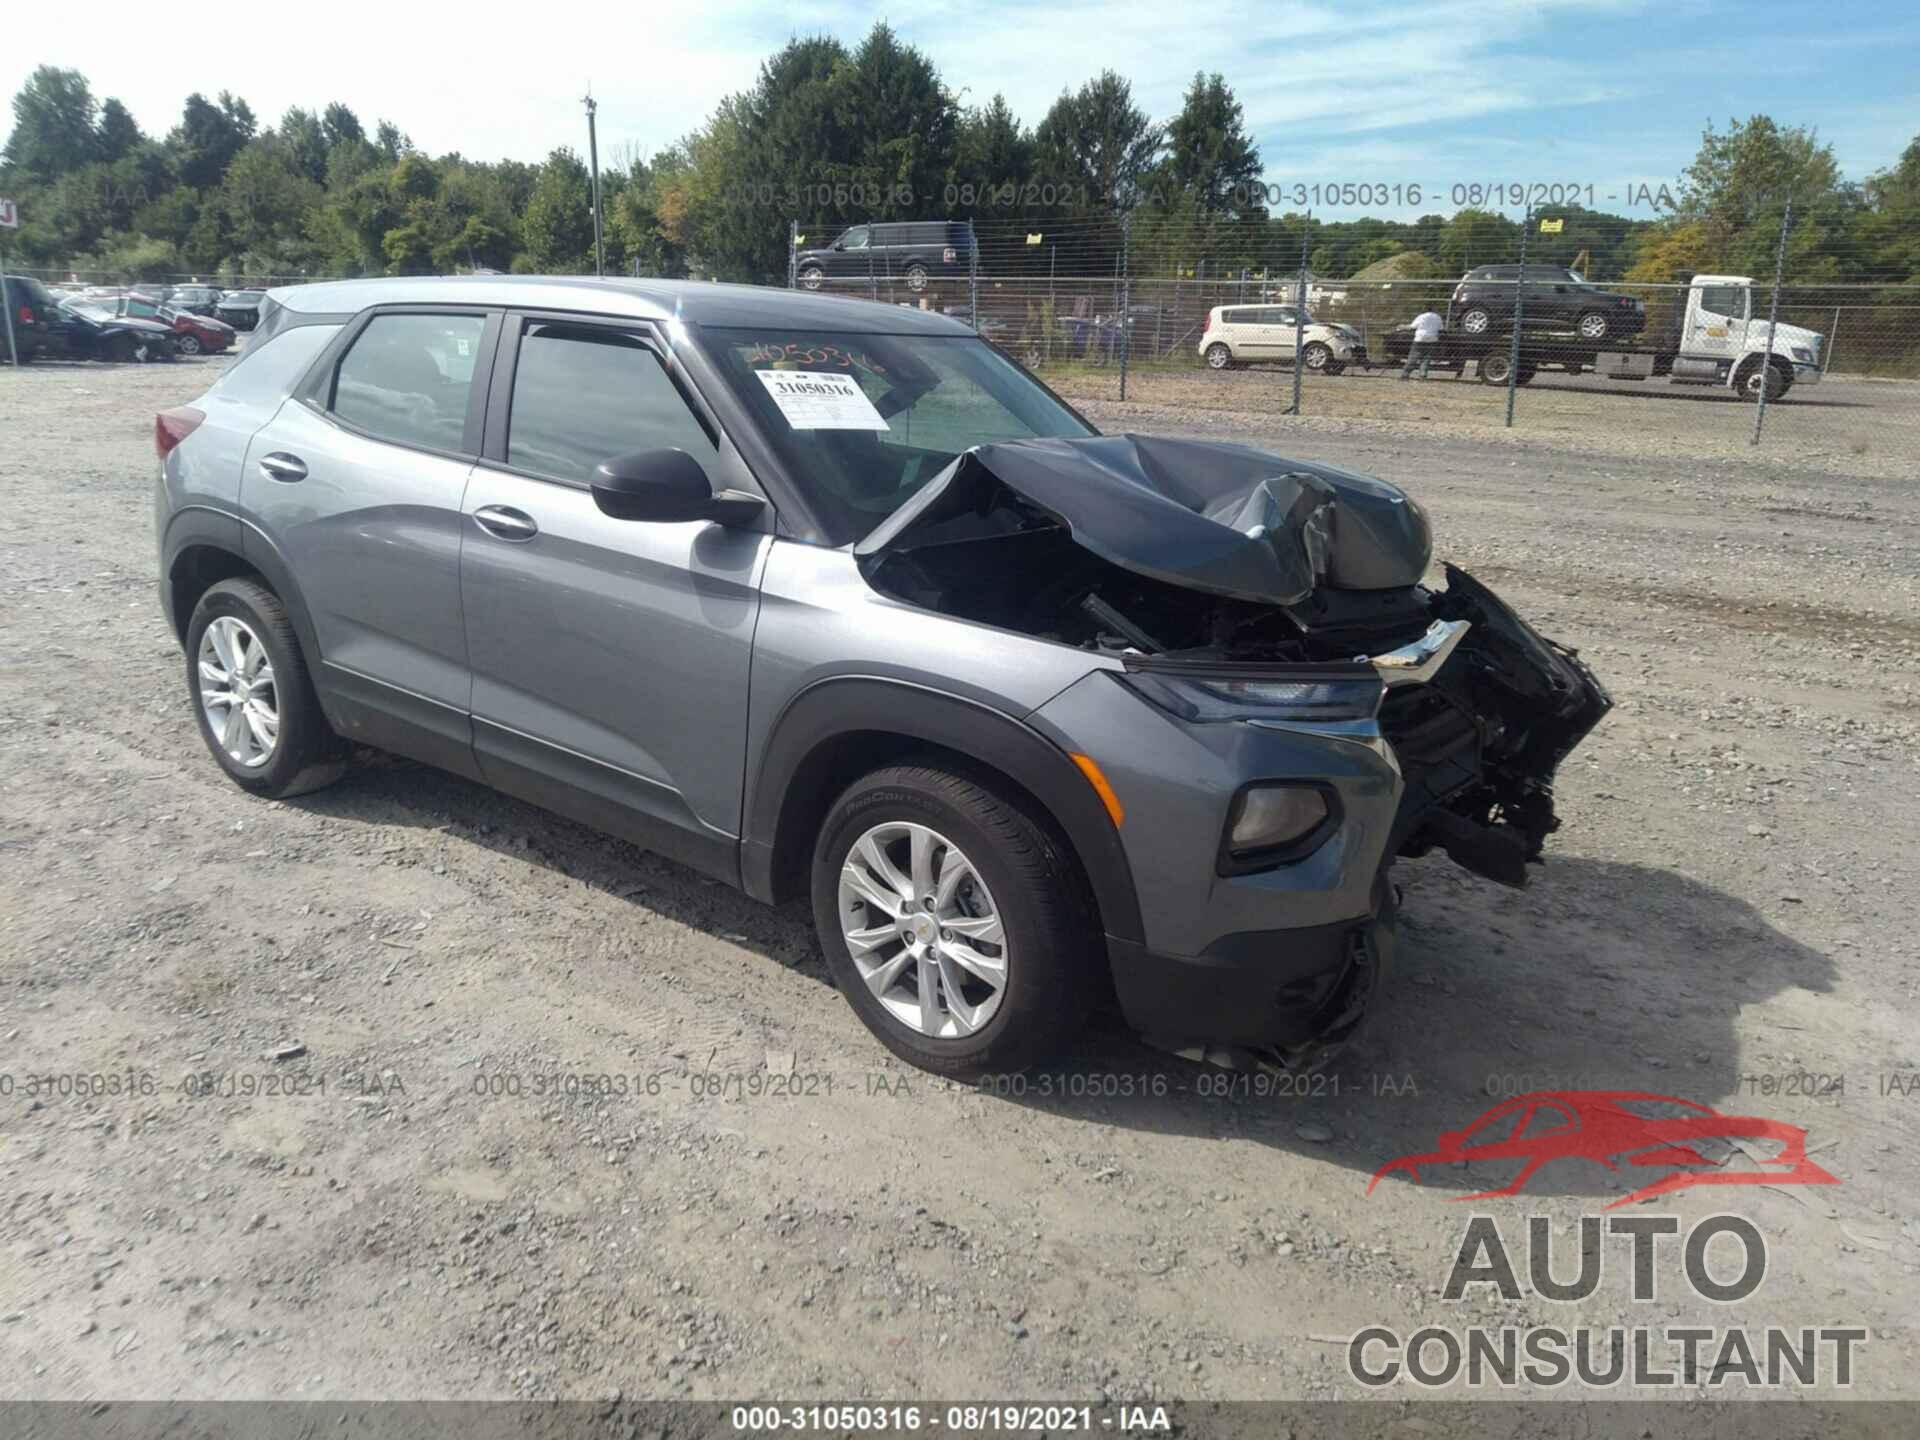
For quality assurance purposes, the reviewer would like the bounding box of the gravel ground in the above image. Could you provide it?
[2,353,1918,1409]
[1046,363,1918,481]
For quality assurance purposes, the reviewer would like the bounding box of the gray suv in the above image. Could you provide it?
[155,277,1609,1077]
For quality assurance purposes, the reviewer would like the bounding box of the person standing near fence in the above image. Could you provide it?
[1401,308,1443,380]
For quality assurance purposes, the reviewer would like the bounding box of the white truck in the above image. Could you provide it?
[1381,275,1827,400]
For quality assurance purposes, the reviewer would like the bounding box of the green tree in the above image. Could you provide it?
[1153,72,1262,218]
[521,147,595,272]
[279,107,331,184]
[171,92,256,189]
[1034,71,1162,212]
[95,98,143,163]
[4,66,98,180]
[321,102,365,152]
[952,94,1032,194]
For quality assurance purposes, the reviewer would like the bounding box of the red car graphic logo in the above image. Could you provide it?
[1368,1091,1839,1208]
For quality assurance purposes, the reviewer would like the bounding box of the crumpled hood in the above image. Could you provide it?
[855,434,1432,605]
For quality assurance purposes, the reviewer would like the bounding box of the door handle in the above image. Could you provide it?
[473,505,538,541]
[258,452,307,482]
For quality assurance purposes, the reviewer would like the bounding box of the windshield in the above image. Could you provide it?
[697,327,1095,544]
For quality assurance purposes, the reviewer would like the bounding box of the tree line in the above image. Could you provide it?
[3,25,1916,288]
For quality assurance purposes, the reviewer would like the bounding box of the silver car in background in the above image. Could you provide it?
[154,277,1608,1076]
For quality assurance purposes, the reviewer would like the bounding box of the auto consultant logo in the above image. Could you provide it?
[1347,1213,1867,1390]
[1367,1090,1840,1207]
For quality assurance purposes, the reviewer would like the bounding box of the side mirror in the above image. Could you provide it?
[591,448,763,526]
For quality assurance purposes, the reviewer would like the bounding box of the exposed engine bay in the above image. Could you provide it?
[858,434,1612,887]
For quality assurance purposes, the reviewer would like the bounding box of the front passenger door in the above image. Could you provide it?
[460,316,771,878]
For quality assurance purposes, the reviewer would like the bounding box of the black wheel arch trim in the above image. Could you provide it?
[160,509,324,677]
[742,676,1144,945]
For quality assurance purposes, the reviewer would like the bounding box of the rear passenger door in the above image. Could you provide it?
[459,314,772,878]
[243,305,499,776]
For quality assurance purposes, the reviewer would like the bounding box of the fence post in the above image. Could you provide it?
[1289,213,1309,416]
[787,220,796,290]
[1505,205,1531,429]
[1118,212,1132,402]
[969,224,980,333]
[1751,199,1793,447]
[1824,303,1839,374]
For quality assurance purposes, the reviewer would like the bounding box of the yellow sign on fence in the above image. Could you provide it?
[1539,218,1565,233]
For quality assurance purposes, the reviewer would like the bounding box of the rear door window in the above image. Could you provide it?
[504,321,714,484]
[330,312,487,454]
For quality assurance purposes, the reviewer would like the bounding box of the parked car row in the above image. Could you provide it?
[3,274,181,363]
[36,280,276,330]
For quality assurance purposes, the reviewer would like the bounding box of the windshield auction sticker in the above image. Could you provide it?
[754,368,889,430]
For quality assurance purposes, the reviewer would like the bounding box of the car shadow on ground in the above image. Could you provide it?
[984,852,1841,1206]
[292,757,1839,1205]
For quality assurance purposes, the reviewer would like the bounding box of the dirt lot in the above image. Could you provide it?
[2,352,1918,1411]
[1044,361,1918,482]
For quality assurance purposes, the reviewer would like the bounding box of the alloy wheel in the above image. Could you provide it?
[837,821,1008,1038]
[197,616,280,768]
[1577,313,1608,340]
[1460,308,1491,335]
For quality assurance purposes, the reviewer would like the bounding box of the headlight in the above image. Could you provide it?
[1221,783,1335,872]
[1116,670,1383,723]
[1791,346,1813,363]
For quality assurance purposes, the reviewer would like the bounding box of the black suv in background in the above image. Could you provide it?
[215,289,268,330]
[1,274,61,360]
[795,221,973,292]
[1448,265,1645,341]
[164,284,223,317]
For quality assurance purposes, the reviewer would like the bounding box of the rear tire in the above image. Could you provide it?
[1575,311,1610,341]
[904,263,929,292]
[1204,342,1233,371]
[799,266,824,291]
[185,578,348,799]
[811,763,1096,1078]
[1476,352,1513,384]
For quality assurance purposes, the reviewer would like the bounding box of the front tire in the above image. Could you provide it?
[1737,356,1789,402]
[799,266,825,291]
[1575,311,1609,341]
[1477,352,1513,384]
[811,764,1095,1078]
[1301,341,1332,371]
[185,578,347,799]
[175,333,203,355]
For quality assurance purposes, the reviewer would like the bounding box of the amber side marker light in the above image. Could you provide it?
[1069,753,1125,828]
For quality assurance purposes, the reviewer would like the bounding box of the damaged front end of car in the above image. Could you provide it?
[855,434,1611,1063]
[860,434,1610,890]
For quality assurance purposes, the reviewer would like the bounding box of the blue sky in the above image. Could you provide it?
[7,0,1916,218]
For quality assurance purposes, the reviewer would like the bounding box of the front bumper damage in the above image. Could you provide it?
[861,434,1612,1060]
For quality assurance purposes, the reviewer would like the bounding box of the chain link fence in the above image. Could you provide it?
[781,213,1919,474]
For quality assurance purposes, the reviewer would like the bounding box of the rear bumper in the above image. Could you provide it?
[1106,870,1396,1048]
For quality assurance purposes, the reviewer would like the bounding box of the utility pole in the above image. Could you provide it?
[582,89,604,277]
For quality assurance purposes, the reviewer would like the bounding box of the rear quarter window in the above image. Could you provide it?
[204,322,341,404]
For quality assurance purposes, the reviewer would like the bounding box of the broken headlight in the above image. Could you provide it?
[1116,671,1383,724]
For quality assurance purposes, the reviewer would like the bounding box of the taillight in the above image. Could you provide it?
[18,306,32,325]
[155,406,205,460]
